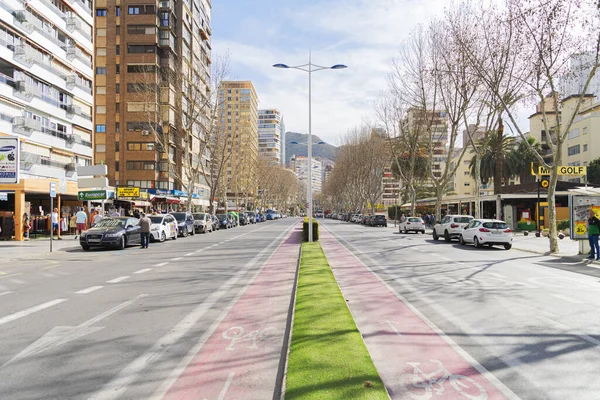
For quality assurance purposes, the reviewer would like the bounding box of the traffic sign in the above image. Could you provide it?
[50,182,56,198]
[77,177,109,188]
[77,165,108,176]
[78,190,107,201]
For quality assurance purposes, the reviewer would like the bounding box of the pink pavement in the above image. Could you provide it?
[319,226,512,400]
[161,225,301,400]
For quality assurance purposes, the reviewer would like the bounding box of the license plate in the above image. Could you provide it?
[88,239,101,243]
[492,231,503,235]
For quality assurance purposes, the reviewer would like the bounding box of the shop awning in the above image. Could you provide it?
[133,201,152,207]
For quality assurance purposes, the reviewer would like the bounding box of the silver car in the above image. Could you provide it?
[399,217,426,234]
[433,215,474,242]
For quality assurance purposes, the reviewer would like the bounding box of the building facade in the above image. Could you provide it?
[0,0,94,239]
[404,108,448,181]
[257,108,282,164]
[94,0,212,207]
[218,81,258,208]
[292,154,322,195]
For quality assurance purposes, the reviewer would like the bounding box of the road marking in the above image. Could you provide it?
[550,293,586,304]
[42,264,61,270]
[107,276,130,283]
[185,253,194,257]
[0,273,22,280]
[95,222,298,400]
[134,268,152,274]
[76,286,103,294]
[386,320,402,336]
[0,291,13,297]
[217,372,235,400]
[153,262,168,267]
[5,294,147,366]
[171,257,183,261]
[0,299,67,326]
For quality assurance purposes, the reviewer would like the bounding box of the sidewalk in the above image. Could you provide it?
[0,235,80,260]
[511,232,580,257]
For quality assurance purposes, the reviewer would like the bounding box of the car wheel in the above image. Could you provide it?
[421,230,426,234]
[160,231,166,242]
[81,244,90,251]
[444,230,451,242]
[433,230,439,240]
[118,236,126,250]
[504,244,512,250]
[459,235,466,245]
[474,237,482,248]
[182,229,188,237]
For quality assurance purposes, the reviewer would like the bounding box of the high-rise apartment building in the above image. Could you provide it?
[404,108,448,180]
[94,0,212,206]
[218,81,258,207]
[257,108,282,164]
[0,0,94,239]
[292,155,322,195]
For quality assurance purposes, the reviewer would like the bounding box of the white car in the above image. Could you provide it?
[459,219,513,250]
[433,215,474,242]
[399,217,426,234]
[148,214,178,242]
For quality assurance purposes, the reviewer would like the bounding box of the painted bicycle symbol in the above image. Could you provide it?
[399,359,488,400]
[222,326,276,351]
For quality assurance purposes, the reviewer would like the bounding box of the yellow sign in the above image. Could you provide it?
[531,163,587,176]
[117,187,140,198]
[575,222,587,235]
[541,179,549,188]
[140,191,149,200]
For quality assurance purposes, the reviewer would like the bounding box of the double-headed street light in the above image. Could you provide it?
[273,54,347,242]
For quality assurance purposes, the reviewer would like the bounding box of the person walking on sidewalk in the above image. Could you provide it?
[75,207,88,239]
[138,212,151,249]
[587,209,600,260]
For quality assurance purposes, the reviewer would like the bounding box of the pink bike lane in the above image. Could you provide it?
[319,227,519,400]
[159,224,301,400]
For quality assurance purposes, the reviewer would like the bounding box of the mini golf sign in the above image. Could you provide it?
[78,190,107,201]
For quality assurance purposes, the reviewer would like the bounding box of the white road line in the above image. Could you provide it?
[386,321,402,336]
[0,291,12,297]
[171,257,183,261]
[217,372,235,400]
[134,268,152,274]
[550,293,586,304]
[93,222,298,400]
[0,299,67,326]
[107,276,130,283]
[76,286,103,294]
[185,253,194,257]
[153,262,168,267]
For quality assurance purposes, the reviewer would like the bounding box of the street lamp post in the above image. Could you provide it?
[274,53,347,242]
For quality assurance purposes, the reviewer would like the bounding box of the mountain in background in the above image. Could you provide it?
[284,132,339,165]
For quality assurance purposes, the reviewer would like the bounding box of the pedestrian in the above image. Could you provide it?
[587,209,600,260]
[400,213,406,223]
[111,209,120,217]
[74,207,88,239]
[93,209,103,226]
[133,209,140,219]
[51,207,59,237]
[138,212,151,249]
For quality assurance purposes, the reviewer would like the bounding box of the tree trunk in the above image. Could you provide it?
[435,185,443,225]
[494,119,504,196]
[474,154,482,218]
[548,163,559,253]
[409,184,417,216]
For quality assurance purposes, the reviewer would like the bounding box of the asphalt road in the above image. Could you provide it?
[0,219,298,400]
[321,219,600,400]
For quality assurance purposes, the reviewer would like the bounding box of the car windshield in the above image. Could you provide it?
[171,213,186,222]
[148,216,165,224]
[217,214,227,220]
[408,218,421,222]
[94,218,126,228]
[453,217,472,223]
[483,222,509,229]
[375,216,386,219]
[193,214,207,219]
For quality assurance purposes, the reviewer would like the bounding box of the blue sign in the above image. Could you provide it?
[50,182,57,198]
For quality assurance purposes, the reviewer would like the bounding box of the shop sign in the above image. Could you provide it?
[0,192,8,201]
[532,164,587,176]
[0,137,19,184]
[569,195,600,240]
[140,191,149,200]
[78,190,107,201]
[117,187,140,198]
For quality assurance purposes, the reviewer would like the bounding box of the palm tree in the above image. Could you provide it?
[470,131,517,187]
[509,136,543,185]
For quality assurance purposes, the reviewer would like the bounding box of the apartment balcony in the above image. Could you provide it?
[10,10,34,34]
[64,45,92,68]
[13,115,42,136]
[38,0,66,19]
[65,14,92,41]
[159,0,173,9]
[13,79,41,102]
[159,35,176,49]
[66,74,92,94]
[64,0,92,16]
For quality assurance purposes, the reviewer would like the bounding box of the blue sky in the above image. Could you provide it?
[211,0,450,145]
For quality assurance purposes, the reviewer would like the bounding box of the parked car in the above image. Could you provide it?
[246,212,257,224]
[228,214,237,227]
[211,215,220,231]
[399,217,426,234]
[172,212,195,237]
[238,213,249,226]
[372,215,388,227]
[433,215,474,242]
[80,217,141,250]
[217,214,231,229]
[259,213,266,222]
[192,213,213,234]
[460,219,513,250]
[148,213,178,242]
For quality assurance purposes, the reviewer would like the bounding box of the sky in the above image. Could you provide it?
[211,0,448,146]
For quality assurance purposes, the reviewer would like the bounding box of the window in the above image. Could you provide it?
[96,144,106,152]
[127,64,156,73]
[568,128,580,140]
[583,127,588,135]
[115,142,120,151]
[126,161,155,170]
[96,105,106,114]
[116,25,120,35]
[115,103,120,113]
[115,161,119,171]
[584,144,588,152]
[127,25,156,34]
[127,83,156,92]
[127,45,155,54]
[464,182,470,186]
[128,5,155,14]
[115,122,120,133]
[464,171,470,176]
[128,6,140,14]
[127,142,155,151]
[96,86,106,94]
[96,9,107,16]
[116,45,120,55]
[568,144,581,156]
[116,83,120,94]
[116,64,120,74]
[95,67,106,75]
[116,6,120,16]
[95,124,106,132]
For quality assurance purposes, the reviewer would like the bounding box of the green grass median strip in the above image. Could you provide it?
[285,242,388,400]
